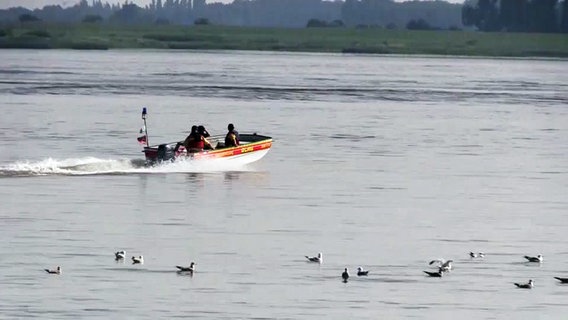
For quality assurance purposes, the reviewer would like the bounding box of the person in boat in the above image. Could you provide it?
[184,125,212,153]
[198,125,213,150]
[182,125,198,152]
[198,125,210,138]
[225,123,240,147]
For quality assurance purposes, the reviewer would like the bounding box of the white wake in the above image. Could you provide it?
[0,157,253,177]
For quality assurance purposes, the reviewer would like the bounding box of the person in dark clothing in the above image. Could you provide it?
[225,123,240,148]
[183,125,199,152]
[198,125,210,138]
[198,125,214,149]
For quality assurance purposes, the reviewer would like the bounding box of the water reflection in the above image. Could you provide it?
[223,170,270,185]
[185,172,204,183]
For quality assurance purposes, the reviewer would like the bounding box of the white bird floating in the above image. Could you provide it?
[357,267,370,276]
[429,259,453,272]
[115,250,126,260]
[469,252,485,258]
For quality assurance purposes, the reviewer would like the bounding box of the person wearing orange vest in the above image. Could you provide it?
[184,125,212,153]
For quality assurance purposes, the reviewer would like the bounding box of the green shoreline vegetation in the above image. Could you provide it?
[1,23,567,57]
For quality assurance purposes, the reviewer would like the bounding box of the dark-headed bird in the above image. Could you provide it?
[514,279,534,289]
[469,252,485,258]
[132,255,144,264]
[176,262,195,273]
[554,277,568,283]
[45,266,61,275]
[305,252,322,264]
[423,270,443,277]
[524,255,543,263]
[342,268,349,282]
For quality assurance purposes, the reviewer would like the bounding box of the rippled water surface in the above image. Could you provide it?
[1,50,567,319]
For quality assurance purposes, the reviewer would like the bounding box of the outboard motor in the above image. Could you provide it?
[157,144,175,162]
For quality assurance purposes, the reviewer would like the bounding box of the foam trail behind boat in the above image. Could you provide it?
[0,157,141,176]
[0,156,255,177]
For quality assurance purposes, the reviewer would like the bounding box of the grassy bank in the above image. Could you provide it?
[1,23,567,57]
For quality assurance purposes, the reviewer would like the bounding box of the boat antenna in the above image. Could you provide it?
[142,107,149,147]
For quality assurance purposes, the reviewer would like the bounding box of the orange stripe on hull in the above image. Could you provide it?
[192,140,272,160]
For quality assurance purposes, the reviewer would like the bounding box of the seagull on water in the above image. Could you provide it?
[45,266,61,275]
[305,252,322,264]
[429,259,453,272]
[423,270,443,277]
[469,252,485,258]
[176,262,195,273]
[554,277,568,283]
[342,268,349,282]
[132,256,144,264]
[514,279,534,289]
[524,255,543,263]
[357,267,370,276]
[115,250,126,260]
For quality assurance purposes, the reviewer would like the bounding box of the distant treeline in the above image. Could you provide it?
[0,0,461,30]
[463,0,568,33]
[1,0,567,33]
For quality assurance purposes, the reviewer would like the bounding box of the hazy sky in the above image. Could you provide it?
[0,0,465,10]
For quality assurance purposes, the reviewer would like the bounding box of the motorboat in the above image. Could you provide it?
[137,108,272,166]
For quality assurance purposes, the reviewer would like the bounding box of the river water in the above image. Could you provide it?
[0,50,567,319]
